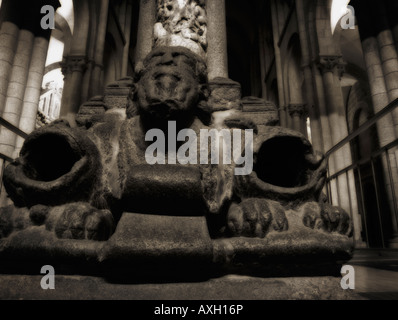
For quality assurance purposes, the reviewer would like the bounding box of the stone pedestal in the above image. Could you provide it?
[103,77,135,111]
[99,213,213,276]
[241,97,279,128]
[0,274,364,300]
[76,96,107,126]
[208,77,241,111]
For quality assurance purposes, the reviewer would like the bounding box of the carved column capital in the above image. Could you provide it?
[288,103,307,118]
[61,56,88,75]
[316,55,346,77]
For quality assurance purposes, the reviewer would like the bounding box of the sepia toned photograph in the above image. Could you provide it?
[0,0,397,306]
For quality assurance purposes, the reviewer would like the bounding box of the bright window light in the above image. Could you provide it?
[331,0,351,34]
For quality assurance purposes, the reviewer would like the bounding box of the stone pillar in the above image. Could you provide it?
[90,0,109,97]
[288,104,306,135]
[122,0,133,77]
[317,55,362,245]
[206,0,228,80]
[0,22,19,115]
[270,0,287,128]
[362,35,398,247]
[14,37,50,158]
[0,29,34,158]
[135,0,157,64]
[362,37,395,145]
[296,0,323,152]
[376,21,398,140]
[60,56,88,117]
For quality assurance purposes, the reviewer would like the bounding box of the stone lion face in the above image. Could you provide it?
[135,46,206,127]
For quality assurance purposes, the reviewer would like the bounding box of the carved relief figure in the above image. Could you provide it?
[154,0,207,58]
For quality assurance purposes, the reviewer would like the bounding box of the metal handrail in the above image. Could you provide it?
[0,117,28,140]
[325,98,398,248]
[325,97,398,158]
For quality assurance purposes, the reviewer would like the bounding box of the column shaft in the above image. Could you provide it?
[14,37,50,158]
[206,0,228,80]
[135,0,157,64]
[60,56,87,116]
[122,0,133,77]
[0,29,34,158]
[270,0,286,127]
[90,0,109,97]
[0,22,19,114]
[296,0,323,152]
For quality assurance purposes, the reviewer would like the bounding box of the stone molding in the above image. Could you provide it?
[316,55,346,78]
[61,56,88,75]
[288,103,307,118]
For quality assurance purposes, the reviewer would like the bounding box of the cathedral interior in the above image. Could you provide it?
[0,0,397,300]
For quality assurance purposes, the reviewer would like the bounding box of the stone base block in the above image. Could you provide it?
[0,274,364,300]
[208,77,242,111]
[241,96,279,127]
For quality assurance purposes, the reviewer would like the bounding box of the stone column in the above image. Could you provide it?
[376,26,398,139]
[135,0,157,64]
[14,37,50,158]
[206,0,228,80]
[122,0,133,77]
[0,29,34,158]
[0,22,19,115]
[270,0,287,127]
[362,37,396,144]
[90,0,109,97]
[60,56,88,117]
[317,55,362,245]
[296,0,323,152]
[288,104,306,135]
[362,38,398,247]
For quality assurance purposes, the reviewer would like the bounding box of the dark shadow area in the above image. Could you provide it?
[254,137,310,188]
[22,133,81,182]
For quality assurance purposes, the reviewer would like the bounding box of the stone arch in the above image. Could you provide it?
[54,12,73,56]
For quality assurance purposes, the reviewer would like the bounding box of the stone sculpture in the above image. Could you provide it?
[154,0,207,58]
[0,44,353,278]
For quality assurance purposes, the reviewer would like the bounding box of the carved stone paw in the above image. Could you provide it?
[48,202,114,241]
[227,199,288,238]
[302,202,353,237]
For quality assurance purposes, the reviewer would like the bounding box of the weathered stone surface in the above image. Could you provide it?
[103,77,135,111]
[0,274,364,300]
[154,0,207,58]
[216,208,353,275]
[76,95,106,128]
[2,123,103,208]
[208,77,242,111]
[120,165,207,215]
[241,96,279,127]
[234,126,326,204]
[99,213,213,274]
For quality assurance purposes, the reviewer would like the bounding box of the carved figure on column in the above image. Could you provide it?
[154,0,207,58]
